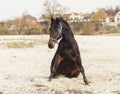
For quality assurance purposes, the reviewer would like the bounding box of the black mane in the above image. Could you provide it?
[58,17,71,30]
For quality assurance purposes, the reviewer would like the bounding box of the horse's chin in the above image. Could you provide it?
[49,46,54,49]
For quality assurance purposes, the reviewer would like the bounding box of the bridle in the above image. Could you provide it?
[49,22,62,44]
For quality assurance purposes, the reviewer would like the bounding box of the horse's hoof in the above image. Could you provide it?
[84,79,89,85]
[85,82,88,85]
[85,81,89,85]
[48,77,52,81]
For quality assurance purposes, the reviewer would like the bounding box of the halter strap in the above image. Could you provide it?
[49,22,62,44]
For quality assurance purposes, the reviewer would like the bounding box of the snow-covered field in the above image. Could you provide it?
[0,35,120,94]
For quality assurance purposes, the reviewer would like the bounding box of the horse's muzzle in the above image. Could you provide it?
[48,40,55,49]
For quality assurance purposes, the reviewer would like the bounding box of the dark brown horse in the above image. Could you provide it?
[48,17,88,85]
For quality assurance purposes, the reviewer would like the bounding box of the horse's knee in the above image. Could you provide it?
[51,66,56,73]
[80,66,85,73]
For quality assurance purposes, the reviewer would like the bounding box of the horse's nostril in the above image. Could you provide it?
[48,44,54,49]
[48,44,51,48]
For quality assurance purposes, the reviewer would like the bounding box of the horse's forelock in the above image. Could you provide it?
[56,17,70,28]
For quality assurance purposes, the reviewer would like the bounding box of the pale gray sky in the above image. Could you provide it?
[0,0,119,21]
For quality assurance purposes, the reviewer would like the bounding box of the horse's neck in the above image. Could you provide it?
[60,21,75,42]
[62,28,75,43]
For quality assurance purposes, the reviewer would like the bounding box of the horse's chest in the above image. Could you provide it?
[59,46,75,57]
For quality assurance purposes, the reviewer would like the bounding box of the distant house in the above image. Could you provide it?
[114,11,120,25]
[102,15,114,26]
[104,11,120,26]
[70,12,84,22]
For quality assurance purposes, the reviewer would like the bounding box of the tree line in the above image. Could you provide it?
[0,13,43,35]
[0,0,120,35]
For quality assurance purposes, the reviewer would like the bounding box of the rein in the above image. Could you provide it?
[49,22,62,44]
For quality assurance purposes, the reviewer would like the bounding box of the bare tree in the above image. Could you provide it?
[42,0,68,19]
[115,5,120,14]
[105,5,120,16]
[5,13,41,35]
[40,0,68,34]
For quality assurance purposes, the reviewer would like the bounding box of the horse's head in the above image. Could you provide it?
[48,17,63,49]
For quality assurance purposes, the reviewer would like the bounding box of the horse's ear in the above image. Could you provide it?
[56,17,59,23]
[51,16,54,22]
[59,17,64,20]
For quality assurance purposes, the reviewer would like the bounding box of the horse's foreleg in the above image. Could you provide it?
[49,55,63,81]
[77,58,88,85]
[48,65,56,81]
[80,65,88,85]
